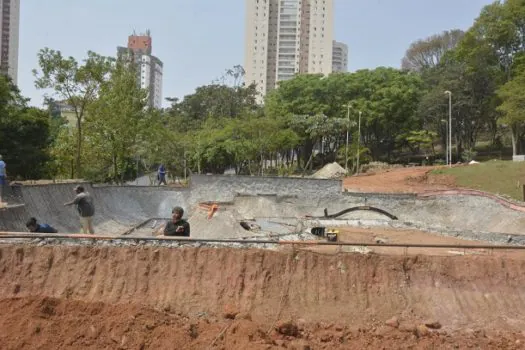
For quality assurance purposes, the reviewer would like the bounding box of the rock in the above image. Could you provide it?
[223,304,239,319]
[346,326,361,338]
[424,320,442,329]
[120,335,128,348]
[375,237,388,244]
[296,318,307,331]
[235,312,252,321]
[289,340,311,350]
[320,334,333,342]
[415,324,430,337]
[276,320,299,337]
[385,316,400,328]
[275,339,286,347]
[335,325,344,331]
[319,322,333,329]
[374,326,393,337]
[399,323,416,333]
[188,324,199,339]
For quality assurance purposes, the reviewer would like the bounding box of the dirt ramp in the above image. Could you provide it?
[1,245,525,333]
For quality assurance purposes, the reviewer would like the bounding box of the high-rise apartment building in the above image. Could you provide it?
[117,31,163,109]
[244,0,334,100]
[0,0,20,84]
[332,40,348,72]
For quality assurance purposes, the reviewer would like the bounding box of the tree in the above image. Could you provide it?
[0,76,52,179]
[456,0,525,154]
[33,48,113,177]
[84,62,149,183]
[402,30,465,71]
[267,69,424,163]
[497,68,525,155]
[166,65,259,129]
[417,53,499,159]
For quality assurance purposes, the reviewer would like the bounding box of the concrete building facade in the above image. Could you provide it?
[0,0,20,84]
[117,32,163,109]
[332,40,348,72]
[244,0,333,100]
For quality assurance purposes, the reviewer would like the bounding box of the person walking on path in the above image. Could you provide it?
[64,185,95,234]
[0,155,6,203]
[157,164,167,186]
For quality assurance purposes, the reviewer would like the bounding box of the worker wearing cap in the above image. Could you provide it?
[64,185,95,234]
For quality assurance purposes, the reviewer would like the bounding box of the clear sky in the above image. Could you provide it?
[18,0,493,108]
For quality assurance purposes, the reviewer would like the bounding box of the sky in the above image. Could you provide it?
[18,0,493,108]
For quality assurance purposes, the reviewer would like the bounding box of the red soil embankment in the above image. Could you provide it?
[1,245,525,349]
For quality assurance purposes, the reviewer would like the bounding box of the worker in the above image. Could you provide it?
[26,217,58,233]
[64,185,95,234]
[158,206,190,237]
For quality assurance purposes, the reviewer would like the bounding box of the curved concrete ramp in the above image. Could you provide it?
[0,184,188,234]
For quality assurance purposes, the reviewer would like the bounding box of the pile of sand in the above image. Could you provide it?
[311,162,347,179]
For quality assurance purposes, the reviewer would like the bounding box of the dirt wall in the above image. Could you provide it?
[1,245,525,332]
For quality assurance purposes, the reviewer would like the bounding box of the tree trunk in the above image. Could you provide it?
[113,154,118,184]
[511,124,519,156]
[76,117,82,178]
[455,132,461,162]
[302,152,314,177]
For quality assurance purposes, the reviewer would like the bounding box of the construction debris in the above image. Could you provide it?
[311,162,347,179]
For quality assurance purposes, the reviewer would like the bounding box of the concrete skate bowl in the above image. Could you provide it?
[1,246,525,348]
[2,174,525,240]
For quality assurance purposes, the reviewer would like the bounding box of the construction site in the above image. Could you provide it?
[1,167,525,349]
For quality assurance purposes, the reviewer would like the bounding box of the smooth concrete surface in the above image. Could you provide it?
[1,175,525,237]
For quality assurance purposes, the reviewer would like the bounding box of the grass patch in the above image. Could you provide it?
[431,160,525,201]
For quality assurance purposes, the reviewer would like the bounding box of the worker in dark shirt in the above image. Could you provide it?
[64,185,95,234]
[163,206,190,237]
[26,217,58,233]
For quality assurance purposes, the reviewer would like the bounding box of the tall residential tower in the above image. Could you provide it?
[332,40,348,72]
[244,0,334,100]
[0,0,20,84]
[117,31,163,109]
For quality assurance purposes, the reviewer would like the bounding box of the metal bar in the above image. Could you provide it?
[0,232,523,250]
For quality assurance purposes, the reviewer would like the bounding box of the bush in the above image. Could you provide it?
[462,149,478,162]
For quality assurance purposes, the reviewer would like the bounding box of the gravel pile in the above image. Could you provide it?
[311,162,347,179]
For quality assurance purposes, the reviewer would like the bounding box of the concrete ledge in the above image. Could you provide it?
[513,155,525,162]
[419,189,525,213]
[343,192,417,200]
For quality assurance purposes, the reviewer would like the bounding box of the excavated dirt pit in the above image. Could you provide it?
[2,245,525,349]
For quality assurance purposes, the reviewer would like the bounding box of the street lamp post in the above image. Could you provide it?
[345,104,350,173]
[356,111,362,175]
[441,119,448,166]
[444,91,452,167]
